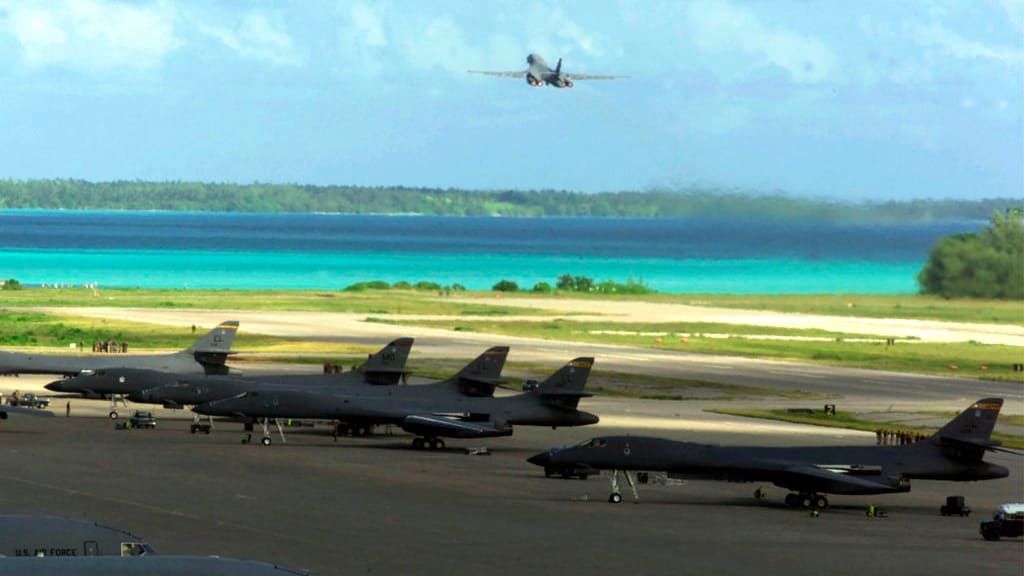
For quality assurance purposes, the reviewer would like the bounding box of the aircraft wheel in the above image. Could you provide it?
[801,495,813,509]
[814,495,829,510]
[412,438,424,450]
[609,493,622,504]
[260,436,271,447]
[109,411,118,419]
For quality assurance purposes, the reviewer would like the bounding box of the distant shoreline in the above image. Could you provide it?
[0,180,1017,222]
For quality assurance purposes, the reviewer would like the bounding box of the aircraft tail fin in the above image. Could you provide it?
[930,398,1004,459]
[359,337,413,385]
[454,346,509,396]
[536,357,593,407]
[187,321,239,366]
[555,57,562,75]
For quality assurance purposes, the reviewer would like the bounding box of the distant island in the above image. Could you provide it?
[0,179,1017,222]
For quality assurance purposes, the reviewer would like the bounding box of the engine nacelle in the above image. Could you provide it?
[526,75,543,87]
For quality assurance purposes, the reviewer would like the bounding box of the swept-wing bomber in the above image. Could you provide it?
[530,398,1015,508]
[469,53,623,88]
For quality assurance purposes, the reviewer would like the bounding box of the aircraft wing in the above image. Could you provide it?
[565,73,625,80]
[773,464,908,495]
[400,414,513,439]
[467,69,527,78]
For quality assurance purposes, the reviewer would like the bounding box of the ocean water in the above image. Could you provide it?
[0,210,981,293]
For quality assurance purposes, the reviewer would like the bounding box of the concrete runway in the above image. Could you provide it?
[1,407,1021,576]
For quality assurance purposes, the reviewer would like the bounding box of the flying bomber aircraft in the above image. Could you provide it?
[469,53,623,87]
[0,515,154,557]
[530,398,1015,508]
[194,356,598,448]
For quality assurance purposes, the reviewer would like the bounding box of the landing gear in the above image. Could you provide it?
[411,437,445,450]
[108,394,127,419]
[606,470,639,504]
[785,492,828,509]
[256,417,286,447]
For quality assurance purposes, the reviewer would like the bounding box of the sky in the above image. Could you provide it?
[0,0,1021,200]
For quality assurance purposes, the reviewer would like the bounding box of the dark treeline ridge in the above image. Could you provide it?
[0,179,1017,221]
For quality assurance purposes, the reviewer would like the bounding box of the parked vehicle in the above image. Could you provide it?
[128,411,157,429]
[980,503,1024,541]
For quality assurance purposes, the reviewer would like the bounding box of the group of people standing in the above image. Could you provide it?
[875,429,928,445]
[92,340,127,353]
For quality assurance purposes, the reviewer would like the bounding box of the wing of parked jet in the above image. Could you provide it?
[401,414,512,439]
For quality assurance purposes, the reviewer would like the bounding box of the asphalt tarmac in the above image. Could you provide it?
[1,411,1020,576]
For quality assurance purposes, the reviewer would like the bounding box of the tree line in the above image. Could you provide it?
[0,179,1018,222]
[918,211,1023,299]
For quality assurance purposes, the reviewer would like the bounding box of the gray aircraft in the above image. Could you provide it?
[529,398,1014,508]
[4,321,239,418]
[195,357,598,449]
[0,515,154,557]
[469,53,623,88]
[46,338,417,417]
[0,556,305,575]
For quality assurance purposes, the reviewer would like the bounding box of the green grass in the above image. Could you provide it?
[0,287,560,316]
[376,318,1024,382]
[707,407,1024,450]
[451,291,1024,326]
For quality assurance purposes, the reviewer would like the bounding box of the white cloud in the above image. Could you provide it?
[349,2,386,48]
[200,11,301,67]
[1,0,178,71]
[685,0,838,84]
[907,23,1023,67]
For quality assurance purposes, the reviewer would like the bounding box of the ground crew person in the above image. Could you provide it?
[65,401,70,417]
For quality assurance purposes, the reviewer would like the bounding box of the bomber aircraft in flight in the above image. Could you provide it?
[195,356,598,448]
[530,398,1015,508]
[469,53,623,88]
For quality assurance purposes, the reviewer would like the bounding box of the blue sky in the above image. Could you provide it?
[0,0,1020,199]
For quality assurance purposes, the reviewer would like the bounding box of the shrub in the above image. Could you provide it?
[492,279,519,292]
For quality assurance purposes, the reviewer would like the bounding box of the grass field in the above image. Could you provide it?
[0,287,560,316]
[707,407,1024,449]
[454,291,1024,326]
[378,318,1024,382]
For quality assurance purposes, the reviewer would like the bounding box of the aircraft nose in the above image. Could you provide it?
[579,412,600,426]
[527,451,551,467]
[44,380,65,392]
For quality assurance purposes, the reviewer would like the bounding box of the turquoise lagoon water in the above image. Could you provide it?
[0,211,979,293]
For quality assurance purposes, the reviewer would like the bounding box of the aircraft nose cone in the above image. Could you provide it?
[44,380,64,392]
[527,451,551,467]
[579,412,599,426]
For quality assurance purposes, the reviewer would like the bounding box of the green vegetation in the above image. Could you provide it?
[502,292,1024,326]
[0,311,292,350]
[0,179,1018,221]
[0,287,555,316]
[1,279,21,291]
[556,274,654,295]
[707,407,1024,450]
[919,211,1024,299]
[492,279,519,292]
[373,318,1024,381]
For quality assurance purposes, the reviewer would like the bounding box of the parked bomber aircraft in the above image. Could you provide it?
[0,556,305,575]
[469,53,623,87]
[46,338,418,420]
[195,357,598,448]
[24,321,239,419]
[529,398,1015,508]
[0,515,154,557]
